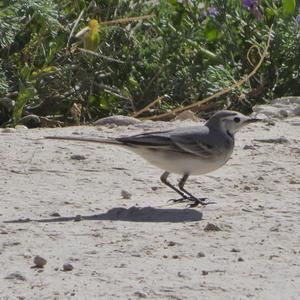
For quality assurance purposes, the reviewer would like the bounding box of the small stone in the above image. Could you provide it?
[121,190,132,199]
[134,291,148,298]
[197,251,205,258]
[50,212,61,217]
[244,185,251,191]
[237,257,244,262]
[2,128,16,133]
[257,176,264,181]
[172,255,179,259]
[204,223,221,232]
[243,145,256,150]
[231,248,240,253]
[70,154,86,160]
[174,110,198,121]
[5,272,26,281]
[74,215,82,222]
[33,255,47,268]
[202,270,209,276]
[163,255,168,258]
[63,263,73,271]
[15,125,28,130]
[168,241,176,247]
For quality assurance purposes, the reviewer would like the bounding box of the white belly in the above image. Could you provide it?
[128,147,232,175]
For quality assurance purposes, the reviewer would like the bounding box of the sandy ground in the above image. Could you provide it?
[0,116,299,300]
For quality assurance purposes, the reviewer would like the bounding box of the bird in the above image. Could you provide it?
[75,19,100,51]
[45,110,258,207]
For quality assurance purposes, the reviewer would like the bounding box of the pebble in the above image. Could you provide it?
[50,212,61,217]
[231,248,240,253]
[5,272,26,281]
[254,137,288,144]
[167,241,176,247]
[243,145,256,150]
[33,255,47,268]
[244,186,251,191]
[74,215,82,222]
[197,251,205,258]
[63,263,74,271]
[94,115,140,126]
[15,125,28,130]
[134,291,148,298]
[70,154,86,160]
[1,128,16,133]
[204,223,221,231]
[121,190,132,199]
[237,257,244,262]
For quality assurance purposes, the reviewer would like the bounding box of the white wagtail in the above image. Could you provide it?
[46,110,258,207]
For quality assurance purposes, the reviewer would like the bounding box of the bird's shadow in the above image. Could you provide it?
[4,206,202,224]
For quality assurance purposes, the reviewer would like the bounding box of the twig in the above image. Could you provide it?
[246,44,262,67]
[67,9,85,49]
[77,48,125,64]
[144,25,274,121]
[132,95,164,118]
[100,14,155,26]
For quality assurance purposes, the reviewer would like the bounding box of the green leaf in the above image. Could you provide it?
[204,18,220,41]
[20,65,31,80]
[205,28,219,41]
[282,0,295,16]
[13,87,36,126]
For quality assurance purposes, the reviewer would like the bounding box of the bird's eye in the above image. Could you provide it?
[234,117,241,123]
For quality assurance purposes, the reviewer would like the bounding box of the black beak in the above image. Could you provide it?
[244,118,261,124]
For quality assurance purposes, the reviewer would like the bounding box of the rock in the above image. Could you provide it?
[74,215,82,222]
[204,223,221,231]
[1,128,16,133]
[244,185,251,191]
[70,154,86,160]
[134,291,148,298]
[197,251,205,258]
[237,257,244,262]
[253,97,300,119]
[94,115,140,126]
[18,114,40,128]
[50,212,61,217]
[202,270,209,276]
[231,248,240,253]
[254,137,288,144]
[121,190,132,199]
[5,272,26,281]
[15,125,28,130]
[173,110,199,121]
[168,241,176,247]
[243,144,256,150]
[33,255,47,268]
[63,263,73,271]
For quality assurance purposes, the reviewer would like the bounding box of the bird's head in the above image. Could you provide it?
[205,110,259,136]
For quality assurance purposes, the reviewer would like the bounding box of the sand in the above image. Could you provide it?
[0,115,299,300]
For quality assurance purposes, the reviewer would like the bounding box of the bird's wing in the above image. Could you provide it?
[170,127,216,158]
[117,126,215,158]
[116,129,173,149]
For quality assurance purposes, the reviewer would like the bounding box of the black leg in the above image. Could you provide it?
[160,172,210,207]
[160,171,187,199]
[178,174,208,206]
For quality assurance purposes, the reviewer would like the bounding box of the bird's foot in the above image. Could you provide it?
[168,197,212,207]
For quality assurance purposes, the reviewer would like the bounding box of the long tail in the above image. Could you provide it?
[44,135,122,145]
